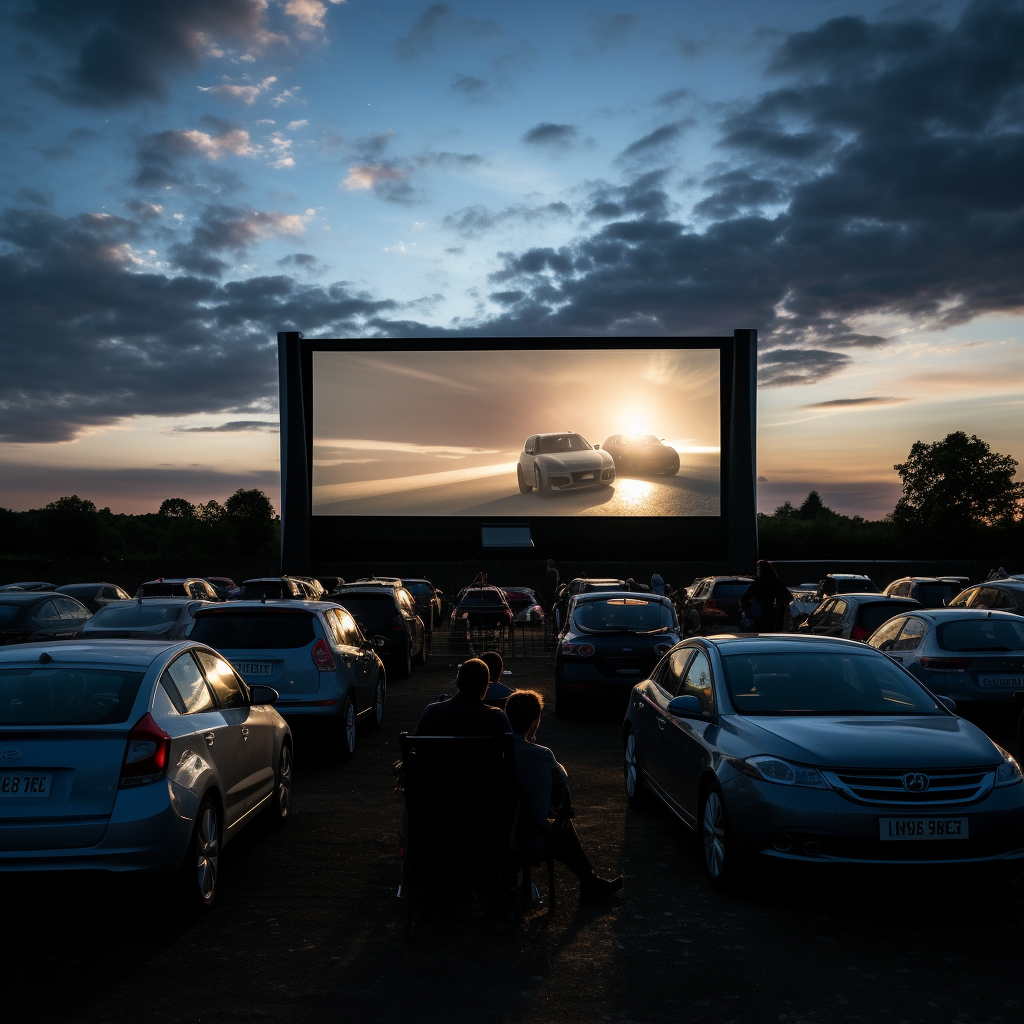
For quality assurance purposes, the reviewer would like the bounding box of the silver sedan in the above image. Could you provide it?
[624,635,1024,884]
[0,639,292,907]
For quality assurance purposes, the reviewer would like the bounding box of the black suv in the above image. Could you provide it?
[679,576,754,634]
[236,576,319,600]
[136,578,221,600]
[331,584,428,678]
[882,576,969,608]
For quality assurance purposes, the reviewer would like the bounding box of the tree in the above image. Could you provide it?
[223,488,277,557]
[771,500,799,518]
[158,498,197,519]
[892,431,1023,528]
[798,490,835,520]
[38,495,104,558]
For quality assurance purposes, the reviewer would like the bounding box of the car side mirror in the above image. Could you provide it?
[667,694,703,717]
[249,685,279,705]
[594,444,600,449]
[371,635,387,648]
[937,696,956,713]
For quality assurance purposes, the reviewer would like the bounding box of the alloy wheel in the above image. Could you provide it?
[624,732,638,798]
[196,803,219,904]
[345,698,357,754]
[374,677,386,726]
[275,744,292,819]
[702,790,726,879]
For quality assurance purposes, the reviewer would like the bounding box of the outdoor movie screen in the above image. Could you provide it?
[311,349,720,517]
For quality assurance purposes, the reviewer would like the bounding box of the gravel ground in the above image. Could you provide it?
[2,657,1021,1024]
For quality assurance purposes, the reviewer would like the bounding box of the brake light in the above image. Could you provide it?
[561,642,594,657]
[920,657,970,670]
[392,614,406,632]
[311,638,336,671]
[850,625,869,641]
[704,598,719,610]
[119,713,171,788]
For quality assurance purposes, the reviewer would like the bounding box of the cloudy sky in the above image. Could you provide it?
[1,0,1022,518]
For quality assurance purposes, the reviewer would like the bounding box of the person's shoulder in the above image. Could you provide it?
[516,737,556,763]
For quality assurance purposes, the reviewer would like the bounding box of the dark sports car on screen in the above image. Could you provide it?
[601,434,680,476]
[555,592,680,717]
[517,432,615,495]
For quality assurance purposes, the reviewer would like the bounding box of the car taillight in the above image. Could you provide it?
[850,625,869,641]
[392,614,406,632]
[704,598,719,610]
[119,713,171,788]
[920,657,971,670]
[311,638,336,671]
[561,642,594,657]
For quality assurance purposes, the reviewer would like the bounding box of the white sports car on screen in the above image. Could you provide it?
[517,432,616,495]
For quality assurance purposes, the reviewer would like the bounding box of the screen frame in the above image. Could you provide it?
[279,333,757,568]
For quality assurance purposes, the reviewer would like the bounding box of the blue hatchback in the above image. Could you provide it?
[555,591,680,717]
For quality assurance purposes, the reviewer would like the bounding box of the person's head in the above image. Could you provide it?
[455,658,490,700]
[756,559,779,582]
[546,559,556,570]
[479,650,503,682]
[504,689,544,738]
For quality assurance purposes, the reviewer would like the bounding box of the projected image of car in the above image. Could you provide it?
[602,434,680,476]
[451,587,515,632]
[555,593,680,717]
[517,432,615,496]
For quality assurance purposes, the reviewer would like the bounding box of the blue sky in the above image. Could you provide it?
[1,0,1022,517]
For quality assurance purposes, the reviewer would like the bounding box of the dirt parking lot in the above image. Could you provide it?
[3,657,1022,1024]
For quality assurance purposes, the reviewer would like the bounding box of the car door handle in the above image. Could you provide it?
[203,732,215,747]
[656,717,666,730]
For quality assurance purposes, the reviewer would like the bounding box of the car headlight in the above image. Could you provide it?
[727,754,830,789]
[994,745,1023,788]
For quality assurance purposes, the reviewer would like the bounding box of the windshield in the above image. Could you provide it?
[573,597,675,634]
[190,611,316,649]
[937,619,1024,652]
[536,433,591,454]
[404,583,434,598]
[836,578,880,594]
[240,582,292,600]
[58,585,98,598]
[0,667,145,725]
[916,584,955,606]
[139,582,189,597]
[712,583,752,600]
[458,591,507,607]
[331,594,395,633]
[85,601,185,631]
[721,651,942,716]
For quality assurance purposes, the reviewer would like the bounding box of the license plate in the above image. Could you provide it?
[977,674,1024,688]
[580,472,594,480]
[0,772,52,798]
[234,662,273,676]
[879,817,968,840]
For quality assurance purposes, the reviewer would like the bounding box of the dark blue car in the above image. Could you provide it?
[555,591,680,717]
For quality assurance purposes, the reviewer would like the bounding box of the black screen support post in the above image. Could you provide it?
[727,328,758,572]
[278,331,310,575]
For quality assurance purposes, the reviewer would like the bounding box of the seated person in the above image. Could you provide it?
[479,650,515,705]
[416,658,511,737]
[504,689,623,901]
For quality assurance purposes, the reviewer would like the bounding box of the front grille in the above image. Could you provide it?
[823,767,996,806]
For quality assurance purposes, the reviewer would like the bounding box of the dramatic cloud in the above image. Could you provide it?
[803,397,908,408]
[442,201,573,238]
[20,0,282,106]
[394,4,503,62]
[197,76,278,105]
[0,206,398,442]
[522,122,579,148]
[341,164,413,203]
[173,419,279,432]
[618,120,691,159]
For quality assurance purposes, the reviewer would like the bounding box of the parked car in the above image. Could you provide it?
[55,582,132,614]
[788,584,821,627]
[293,576,327,600]
[817,573,880,598]
[82,598,211,640]
[330,585,427,679]
[798,594,919,642]
[316,576,345,595]
[882,577,968,608]
[189,601,385,759]
[450,586,515,634]
[867,608,1024,712]
[235,577,316,601]
[401,578,443,629]
[0,638,291,906]
[948,580,1024,616]
[204,577,240,600]
[0,592,92,645]
[500,587,546,624]
[679,576,755,635]
[137,578,221,601]
[555,592,681,717]
[623,634,1024,883]
[0,582,58,593]
[517,432,616,495]
[601,434,680,476]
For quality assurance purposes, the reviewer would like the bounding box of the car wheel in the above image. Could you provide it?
[336,694,357,761]
[270,742,292,823]
[394,642,412,679]
[180,793,221,909]
[369,673,386,730]
[517,464,532,493]
[623,728,650,806]
[535,465,552,498]
[413,630,430,666]
[700,783,738,886]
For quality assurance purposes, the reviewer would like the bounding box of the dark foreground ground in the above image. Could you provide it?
[3,659,1022,1024]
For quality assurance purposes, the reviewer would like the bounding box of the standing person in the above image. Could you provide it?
[539,559,560,617]
[504,689,623,901]
[739,560,793,632]
[479,650,515,705]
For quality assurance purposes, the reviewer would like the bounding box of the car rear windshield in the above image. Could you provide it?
[458,592,506,607]
[239,583,290,599]
[86,602,184,630]
[0,667,146,725]
[140,583,188,597]
[712,583,752,600]
[0,606,22,624]
[331,595,395,633]
[721,651,941,715]
[936,619,1024,652]
[573,598,674,634]
[859,603,907,634]
[404,583,434,597]
[536,433,591,454]
[836,578,880,594]
[915,584,956,606]
[58,585,98,597]
[190,611,316,649]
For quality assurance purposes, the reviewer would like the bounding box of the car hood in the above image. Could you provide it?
[538,450,609,470]
[729,714,1000,769]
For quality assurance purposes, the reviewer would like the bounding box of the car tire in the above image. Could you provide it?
[369,673,386,730]
[336,694,357,761]
[180,793,221,909]
[535,465,552,498]
[623,727,651,807]
[394,643,412,680]
[700,782,741,887]
[413,630,430,666]
[517,465,532,493]
[269,741,292,824]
